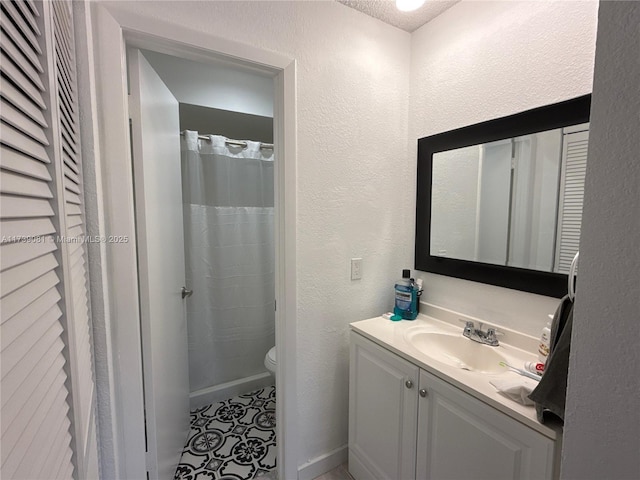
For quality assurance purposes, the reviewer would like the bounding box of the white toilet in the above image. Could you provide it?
[264,346,276,378]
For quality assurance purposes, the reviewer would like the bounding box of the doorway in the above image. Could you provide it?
[91,8,297,477]
[128,48,279,479]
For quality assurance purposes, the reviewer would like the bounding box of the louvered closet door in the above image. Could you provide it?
[555,129,589,274]
[1,1,97,478]
[50,1,99,476]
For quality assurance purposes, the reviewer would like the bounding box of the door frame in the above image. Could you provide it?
[90,5,297,479]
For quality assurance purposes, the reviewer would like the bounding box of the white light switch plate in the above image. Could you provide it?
[351,258,363,280]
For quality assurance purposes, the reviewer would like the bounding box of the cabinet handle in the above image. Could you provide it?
[419,388,427,398]
[405,380,414,389]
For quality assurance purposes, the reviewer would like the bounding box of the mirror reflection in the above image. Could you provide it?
[430,123,589,274]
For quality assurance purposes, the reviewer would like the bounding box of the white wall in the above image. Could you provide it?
[562,2,640,478]
[409,0,598,336]
[95,0,411,471]
[142,49,274,117]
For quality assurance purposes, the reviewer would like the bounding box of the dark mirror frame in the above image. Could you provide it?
[415,95,591,298]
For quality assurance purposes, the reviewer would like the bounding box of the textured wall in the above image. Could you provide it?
[409,0,598,336]
[99,0,411,468]
[562,2,640,478]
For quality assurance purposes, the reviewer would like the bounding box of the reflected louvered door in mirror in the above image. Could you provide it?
[554,128,589,274]
[0,1,98,478]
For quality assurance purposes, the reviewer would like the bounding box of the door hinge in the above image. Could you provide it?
[274,299,277,311]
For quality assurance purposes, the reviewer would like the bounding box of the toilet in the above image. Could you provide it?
[264,346,276,378]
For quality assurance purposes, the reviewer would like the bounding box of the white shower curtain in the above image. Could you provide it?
[181,131,275,392]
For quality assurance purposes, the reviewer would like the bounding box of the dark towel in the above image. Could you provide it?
[528,294,574,423]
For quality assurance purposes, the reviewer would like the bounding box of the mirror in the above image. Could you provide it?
[416,95,591,297]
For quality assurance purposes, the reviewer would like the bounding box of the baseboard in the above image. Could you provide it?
[297,445,348,480]
[189,372,274,410]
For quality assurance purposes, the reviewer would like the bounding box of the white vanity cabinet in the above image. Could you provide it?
[349,331,557,480]
[349,331,419,479]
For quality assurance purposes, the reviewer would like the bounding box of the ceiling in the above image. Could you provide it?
[337,0,460,32]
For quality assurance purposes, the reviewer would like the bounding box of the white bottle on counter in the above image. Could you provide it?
[537,314,553,364]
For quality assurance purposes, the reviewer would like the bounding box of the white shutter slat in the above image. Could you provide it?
[1,360,65,440]
[69,244,84,270]
[0,120,49,162]
[63,162,78,185]
[1,302,61,382]
[65,179,80,195]
[58,91,75,130]
[0,28,46,91]
[3,385,69,478]
[0,1,42,55]
[0,13,44,72]
[1,289,61,348]
[1,321,63,398]
[0,236,56,270]
[0,251,57,297]
[0,145,52,180]
[0,270,59,323]
[19,376,70,480]
[1,79,47,128]
[64,187,80,205]
[71,261,87,295]
[0,97,49,144]
[13,0,41,36]
[65,202,81,215]
[24,0,39,17]
[61,130,78,161]
[0,194,54,217]
[0,218,55,241]
[0,51,46,107]
[68,237,82,257]
[45,439,74,480]
[66,224,83,241]
[0,77,48,128]
[1,336,64,418]
[0,169,53,198]
[63,153,79,175]
[62,133,78,160]
[66,213,82,228]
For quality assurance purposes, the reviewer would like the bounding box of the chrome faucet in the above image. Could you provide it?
[460,320,500,347]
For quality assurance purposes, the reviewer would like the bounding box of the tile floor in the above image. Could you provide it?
[175,386,277,480]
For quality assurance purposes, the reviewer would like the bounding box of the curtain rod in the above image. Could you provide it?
[180,131,273,150]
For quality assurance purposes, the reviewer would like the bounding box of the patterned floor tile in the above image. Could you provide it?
[175,386,277,480]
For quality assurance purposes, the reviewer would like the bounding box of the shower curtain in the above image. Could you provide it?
[181,131,275,392]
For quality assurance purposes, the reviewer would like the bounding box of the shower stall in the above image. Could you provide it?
[180,131,275,408]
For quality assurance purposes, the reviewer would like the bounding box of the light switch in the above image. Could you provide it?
[351,258,363,280]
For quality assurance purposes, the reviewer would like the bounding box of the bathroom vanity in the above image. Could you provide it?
[348,308,561,480]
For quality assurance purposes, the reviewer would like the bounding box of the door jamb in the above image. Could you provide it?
[91,5,297,479]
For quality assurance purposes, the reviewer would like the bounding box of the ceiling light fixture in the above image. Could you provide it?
[396,0,426,12]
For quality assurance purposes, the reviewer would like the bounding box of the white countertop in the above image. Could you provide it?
[350,307,562,440]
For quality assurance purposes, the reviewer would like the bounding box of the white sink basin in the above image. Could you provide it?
[405,329,507,374]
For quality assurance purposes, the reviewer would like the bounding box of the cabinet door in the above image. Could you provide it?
[416,370,555,480]
[349,332,420,480]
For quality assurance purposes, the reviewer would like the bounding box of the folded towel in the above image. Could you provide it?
[490,376,538,406]
[528,294,574,423]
